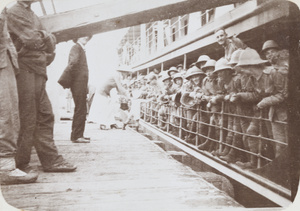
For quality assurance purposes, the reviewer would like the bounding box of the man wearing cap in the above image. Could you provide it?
[261,40,280,66]
[157,73,176,130]
[232,48,274,169]
[181,66,207,144]
[257,49,289,158]
[226,49,252,161]
[198,59,222,152]
[6,0,76,172]
[206,58,245,163]
[215,28,247,61]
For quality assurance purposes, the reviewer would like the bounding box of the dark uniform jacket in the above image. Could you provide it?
[257,67,288,121]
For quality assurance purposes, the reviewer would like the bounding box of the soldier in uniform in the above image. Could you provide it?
[157,73,176,130]
[259,47,289,158]
[197,59,221,152]
[232,48,273,169]
[181,66,207,144]
[261,40,280,66]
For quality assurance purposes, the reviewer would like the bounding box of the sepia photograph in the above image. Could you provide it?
[0,0,300,210]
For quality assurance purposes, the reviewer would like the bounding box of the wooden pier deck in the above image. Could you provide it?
[1,121,241,211]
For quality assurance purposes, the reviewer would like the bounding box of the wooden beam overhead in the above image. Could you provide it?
[40,0,241,43]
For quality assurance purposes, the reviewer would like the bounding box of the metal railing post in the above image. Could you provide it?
[257,109,263,168]
[167,104,170,133]
[196,105,200,146]
[179,106,183,139]
[219,102,225,153]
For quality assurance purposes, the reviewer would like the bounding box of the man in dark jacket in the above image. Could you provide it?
[66,36,92,143]
[6,0,76,173]
[0,7,38,184]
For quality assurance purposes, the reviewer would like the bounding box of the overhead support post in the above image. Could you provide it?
[161,62,164,72]
[184,54,187,70]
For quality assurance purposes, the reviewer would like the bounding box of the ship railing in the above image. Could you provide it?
[140,100,288,170]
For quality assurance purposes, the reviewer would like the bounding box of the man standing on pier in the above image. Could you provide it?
[6,0,76,173]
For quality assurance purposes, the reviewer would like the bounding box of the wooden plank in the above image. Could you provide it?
[1,121,241,210]
[40,0,242,43]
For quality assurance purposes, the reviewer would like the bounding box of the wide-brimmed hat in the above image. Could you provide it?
[237,48,268,66]
[185,66,206,80]
[228,49,244,65]
[172,73,183,81]
[167,66,179,76]
[213,58,233,74]
[161,72,172,82]
[202,59,216,71]
[195,55,210,65]
[177,64,183,68]
[180,92,197,108]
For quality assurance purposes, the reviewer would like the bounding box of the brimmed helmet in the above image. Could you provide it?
[161,72,172,82]
[167,66,179,76]
[195,55,210,65]
[185,66,206,80]
[172,73,183,81]
[228,49,244,65]
[202,59,216,71]
[213,58,232,74]
[237,48,268,66]
[261,40,279,54]
[180,92,196,108]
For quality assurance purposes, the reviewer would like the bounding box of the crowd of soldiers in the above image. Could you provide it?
[121,29,289,170]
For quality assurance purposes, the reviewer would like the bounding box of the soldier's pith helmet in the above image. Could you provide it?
[237,48,268,66]
[261,40,279,53]
[195,55,210,65]
[161,72,172,82]
[202,59,216,71]
[167,66,179,76]
[180,92,196,108]
[185,66,206,80]
[228,49,244,65]
[213,58,232,74]
[173,73,183,81]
